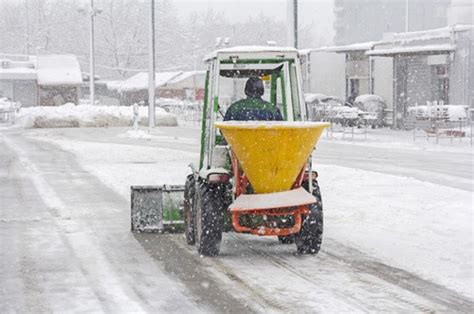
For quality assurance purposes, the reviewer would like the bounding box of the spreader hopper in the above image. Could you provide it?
[215,121,330,194]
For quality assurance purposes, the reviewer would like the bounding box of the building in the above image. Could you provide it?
[0,54,82,106]
[324,42,378,99]
[300,49,346,98]
[368,25,474,128]
[304,23,473,128]
[104,71,206,106]
[0,58,37,106]
[333,0,451,45]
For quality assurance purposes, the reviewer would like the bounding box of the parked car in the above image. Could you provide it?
[305,93,361,126]
[354,94,386,128]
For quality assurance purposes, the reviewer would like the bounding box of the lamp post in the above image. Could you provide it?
[148,0,156,129]
[405,0,409,32]
[287,0,298,48]
[89,0,96,106]
[78,2,101,105]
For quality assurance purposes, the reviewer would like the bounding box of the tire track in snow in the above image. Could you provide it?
[226,233,384,312]
[323,238,474,312]
[230,233,472,312]
[227,234,465,312]
[168,234,291,312]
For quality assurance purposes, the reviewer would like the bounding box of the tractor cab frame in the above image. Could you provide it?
[199,46,308,171]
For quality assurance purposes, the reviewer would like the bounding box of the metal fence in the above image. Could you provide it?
[164,104,202,125]
[0,99,19,125]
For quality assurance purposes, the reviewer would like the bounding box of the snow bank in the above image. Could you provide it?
[15,103,177,128]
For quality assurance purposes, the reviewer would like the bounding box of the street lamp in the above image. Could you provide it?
[79,1,102,106]
[148,0,156,129]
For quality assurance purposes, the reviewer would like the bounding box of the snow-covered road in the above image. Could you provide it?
[1,126,472,312]
[0,133,208,312]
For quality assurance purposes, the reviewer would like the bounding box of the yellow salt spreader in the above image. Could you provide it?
[183,46,330,256]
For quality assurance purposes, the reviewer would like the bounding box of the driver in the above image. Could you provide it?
[224,76,283,121]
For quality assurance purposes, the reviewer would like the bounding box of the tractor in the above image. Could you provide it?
[183,46,329,256]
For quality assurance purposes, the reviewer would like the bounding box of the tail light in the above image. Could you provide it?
[207,173,230,183]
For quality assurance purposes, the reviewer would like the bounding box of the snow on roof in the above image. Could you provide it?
[107,71,183,92]
[37,54,82,86]
[298,49,313,55]
[165,70,206,85]
[307,25,473,56]
[324,41,378,53]
[366,44,455,56]
[385,24,473,44]
[205,46,298,61]
[0,67,37,80]
[0,59,37,80]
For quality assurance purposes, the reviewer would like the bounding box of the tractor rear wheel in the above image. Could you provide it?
[194,181,226,257]
[183,175,195,245]
[295,180,323,254]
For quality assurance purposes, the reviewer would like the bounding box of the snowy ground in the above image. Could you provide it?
[24,126,473,294]
[1,125,472,312]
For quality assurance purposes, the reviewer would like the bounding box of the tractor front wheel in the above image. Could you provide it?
[295,180,323,254]
[194,181,225,257]
[183,175,195,245]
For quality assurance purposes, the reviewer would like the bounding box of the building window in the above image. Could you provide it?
[350,78,359,97]
[432,64,449,103]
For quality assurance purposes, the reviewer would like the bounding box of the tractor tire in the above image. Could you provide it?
[295,180,323,255]
[183,175,195,245]
[194,181,226,257]
[278,235,295,244]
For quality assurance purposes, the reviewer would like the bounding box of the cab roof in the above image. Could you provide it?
[204,46,299,62]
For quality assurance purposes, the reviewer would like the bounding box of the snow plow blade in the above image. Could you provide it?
[131,185,185,233]
[215,121,330,193]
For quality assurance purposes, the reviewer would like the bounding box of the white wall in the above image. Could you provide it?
[448,0,474,25]
[309,51,345,98]
[373,56,393,109]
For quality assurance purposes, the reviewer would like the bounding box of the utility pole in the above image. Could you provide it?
[25,0,30,55]
[89,0,96,106]
[287,0,298,48]
[405,0,409,32]
[148,0,156,129]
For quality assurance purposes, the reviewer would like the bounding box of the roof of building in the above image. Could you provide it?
[106,71,205,92]
[323,41,378,53]
[0,59,37,80]
[305,24,473,56]
[36,54,82,86]
[165,70,206,85]
[367,44,456,56]
[383,24,473,44]
[367,24,472,57]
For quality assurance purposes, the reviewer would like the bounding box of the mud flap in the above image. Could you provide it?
[131,185,185,233]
